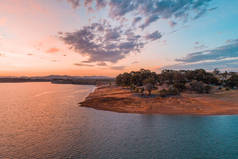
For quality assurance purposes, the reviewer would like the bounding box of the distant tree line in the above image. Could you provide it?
[51,78,114,85]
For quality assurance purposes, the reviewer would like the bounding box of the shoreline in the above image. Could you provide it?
[80,86,238,115]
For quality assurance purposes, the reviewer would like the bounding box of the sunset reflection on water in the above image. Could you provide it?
[0,83,94,158]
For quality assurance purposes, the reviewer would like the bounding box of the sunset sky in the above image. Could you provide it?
[0,0,238,77]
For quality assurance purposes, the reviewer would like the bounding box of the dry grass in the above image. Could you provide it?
[80,86,238,115]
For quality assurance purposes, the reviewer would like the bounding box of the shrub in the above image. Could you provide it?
[204,85,211,93]
[190,81,211,93]
[159,89,168,97]
[168,87,180,95]
[159,88,180,97]
[140,87,144,94]
[225,74,238,88]
[130,84,136,91]
[173,82,186,91]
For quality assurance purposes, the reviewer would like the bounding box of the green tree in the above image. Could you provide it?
[225,74,238,88]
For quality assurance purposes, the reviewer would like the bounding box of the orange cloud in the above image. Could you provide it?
[46,48,59,53]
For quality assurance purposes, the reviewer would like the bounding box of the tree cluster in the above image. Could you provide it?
[116,69,158,87]
[116,68,238,96]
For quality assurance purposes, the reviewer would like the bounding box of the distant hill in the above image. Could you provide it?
[0,75,114,85]
[30,75,113,80]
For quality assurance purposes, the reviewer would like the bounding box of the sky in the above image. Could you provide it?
[0,0,238,77]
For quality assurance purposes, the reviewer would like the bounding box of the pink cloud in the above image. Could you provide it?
[46,48,60,53]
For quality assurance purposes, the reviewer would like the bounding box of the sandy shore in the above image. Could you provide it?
[80,86,238,115]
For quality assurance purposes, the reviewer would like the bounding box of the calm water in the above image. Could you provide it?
[1,83,238,159]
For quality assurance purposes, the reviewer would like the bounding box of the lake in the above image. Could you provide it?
[0,82,238,159]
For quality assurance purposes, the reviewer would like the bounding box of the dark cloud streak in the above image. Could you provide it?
[132,17,142,26]
[74,63,94,67]
[162,59,238,71]
[177,40,238,63]
[145,31,162,41]
[162,39,238,71]
[110,66,126,70]
[140,15,159,30]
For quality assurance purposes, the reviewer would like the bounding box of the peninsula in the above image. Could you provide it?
[80,69,238,115]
